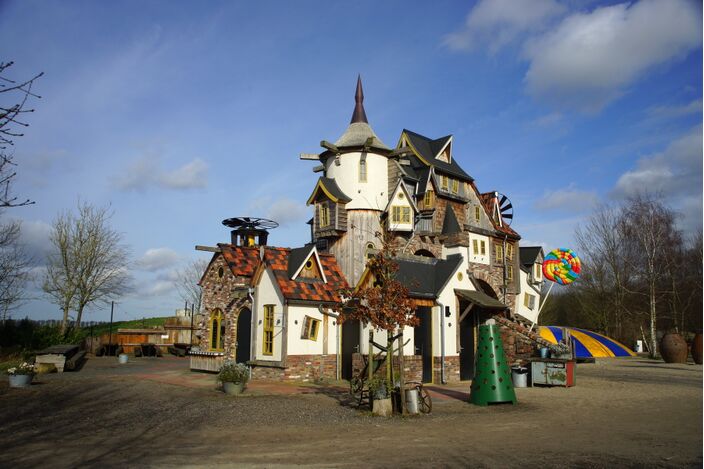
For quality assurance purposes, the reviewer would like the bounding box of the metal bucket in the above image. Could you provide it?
[118,353,129,364]
[539,347,549,359]
[511,366,528,388]
[405,388,419,414]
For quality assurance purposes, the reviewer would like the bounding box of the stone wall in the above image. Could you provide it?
[250,354,338,382]
[198,253,251,359]
[499,326,536,364]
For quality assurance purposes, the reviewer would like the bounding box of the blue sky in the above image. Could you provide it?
[1,0,701,322]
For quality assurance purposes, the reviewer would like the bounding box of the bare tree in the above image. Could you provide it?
[621,194,678,358]
[43,202,132,331]
[0,219,31,321]
[0,61,42,207]
[174,258,208,313]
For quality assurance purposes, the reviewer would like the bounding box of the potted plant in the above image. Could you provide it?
[218,361,249,395]
[6,362,35,388]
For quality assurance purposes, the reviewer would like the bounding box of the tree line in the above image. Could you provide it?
[540,194,702,357]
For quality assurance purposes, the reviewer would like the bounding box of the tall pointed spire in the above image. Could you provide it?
[350,75,368,124]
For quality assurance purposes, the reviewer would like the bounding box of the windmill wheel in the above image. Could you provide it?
[496,193,513,226]
[222,217,279,230]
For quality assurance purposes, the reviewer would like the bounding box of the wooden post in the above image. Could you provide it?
[368,328,373,383]
[398,329,407,415]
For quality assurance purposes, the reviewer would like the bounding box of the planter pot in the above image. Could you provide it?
[691,333,702,365]
[223,382,245,395]
[8,373,34,388]
[660,333,688,364]
[372,397,392,417]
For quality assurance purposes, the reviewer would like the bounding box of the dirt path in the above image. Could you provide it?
[0,357,700,468]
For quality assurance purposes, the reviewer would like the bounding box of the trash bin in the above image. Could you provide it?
[539,347,550,359]
[118,353,129,364]
[511,366,528,388]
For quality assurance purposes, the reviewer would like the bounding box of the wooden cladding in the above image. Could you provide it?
[314,201,348,234]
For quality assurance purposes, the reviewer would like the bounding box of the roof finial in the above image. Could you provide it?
[350,74,368,124]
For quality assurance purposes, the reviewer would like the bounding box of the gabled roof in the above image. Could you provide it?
[384,179,419,213]
[287,245,327,283]
[217,244,348,304]
[520,246,543,267]
[441,206,462,235]
[400,129,473,182]
[306,177,352,205]
[479,192,520,239]
[358,254,463,299]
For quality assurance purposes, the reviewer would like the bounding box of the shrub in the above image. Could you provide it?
[217,361,249,384]
[368,377,392,399]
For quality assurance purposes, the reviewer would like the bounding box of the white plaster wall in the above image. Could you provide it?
[437,247,475,357]
[387,185,414,232]
[325,151,388,210]
[517,269,541,324]
[286,305,329,355]
[467,233,490,265]
[253,268,284,362]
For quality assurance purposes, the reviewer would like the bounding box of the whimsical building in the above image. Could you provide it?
[193,77,543,383]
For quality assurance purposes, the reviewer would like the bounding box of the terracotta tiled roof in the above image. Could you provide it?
[479,192,520,239]
[219,244,348,304]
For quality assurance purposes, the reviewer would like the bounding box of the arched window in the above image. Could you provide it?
[210,309,224,351]
[366,242,376,261]
[359,158,367,182]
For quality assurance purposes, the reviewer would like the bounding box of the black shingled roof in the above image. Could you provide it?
[403,129,473,182]
[392,255,463,298]
[287,246,314,278]
[442,206,462,235]
[308,177,352,204]
[519,246,543,267]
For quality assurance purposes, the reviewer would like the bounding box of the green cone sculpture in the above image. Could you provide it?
[469,324,517,406]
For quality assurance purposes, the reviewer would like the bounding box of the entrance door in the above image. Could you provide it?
[414,307,433,383]
[459,310,475,380]
[236,308,251,363]
[341,319,360,380]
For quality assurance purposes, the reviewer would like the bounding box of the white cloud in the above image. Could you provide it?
[534,186,599,213]
[645,99,702,121]
[114,156,208,191]
[139,280,174,297]
[443,0,565,54]
[248,197,309,228]
[612,125,702,233]
[523,0,702,112]
[613,125,702,197]
[18,220,54,266]
[137,247,180,272]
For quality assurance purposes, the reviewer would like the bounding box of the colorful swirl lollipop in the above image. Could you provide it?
[543,248,581,285]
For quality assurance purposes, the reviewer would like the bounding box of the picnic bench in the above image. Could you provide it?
[35,344,84,373]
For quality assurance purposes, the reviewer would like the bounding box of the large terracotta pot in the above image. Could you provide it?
[660,333,688,363]
[691,333,702,365]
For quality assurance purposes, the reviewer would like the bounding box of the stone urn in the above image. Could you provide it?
[660,332,688,363]
[691,332,702,365]
[223,382,245,395]
[8,373,34,388]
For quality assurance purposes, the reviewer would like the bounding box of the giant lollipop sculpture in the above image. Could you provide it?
[543,248,581,285]
[530,248,582,331]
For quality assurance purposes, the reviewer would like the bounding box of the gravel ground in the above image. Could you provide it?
[0,356,701,468]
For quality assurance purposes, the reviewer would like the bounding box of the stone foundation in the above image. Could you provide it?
[250,354,338,382]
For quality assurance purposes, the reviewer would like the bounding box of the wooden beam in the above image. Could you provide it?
[195,245,221,253]
[459,303,474,323]
[320,140,339,153]
[299,153,320,160]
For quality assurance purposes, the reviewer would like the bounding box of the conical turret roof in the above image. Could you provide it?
[333,76,390,151]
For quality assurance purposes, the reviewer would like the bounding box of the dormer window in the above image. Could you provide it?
[318,203,330,227]
[474,205,481,222]
[441,175,449,191]
[534,263,542,281]
[392,206,411,224]
[452,179,459,194]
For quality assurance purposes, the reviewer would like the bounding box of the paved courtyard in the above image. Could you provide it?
[0,356,701,468]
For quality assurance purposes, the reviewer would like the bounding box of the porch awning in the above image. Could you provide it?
[455,289,508,310]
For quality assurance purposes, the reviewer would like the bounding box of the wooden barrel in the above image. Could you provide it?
[691,333,702,365]
[660,333,688,363]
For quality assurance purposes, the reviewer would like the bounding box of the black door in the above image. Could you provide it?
[414,307,433,383]
[236,308,251,364]
[341,319,360,380]
[459,313,475,380]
